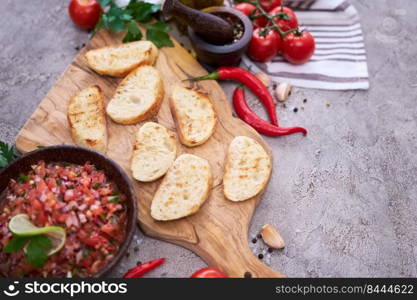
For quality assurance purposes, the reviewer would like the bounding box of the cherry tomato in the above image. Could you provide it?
[248,28,281,62]
[234,3,267,28]
[282,30,315,65]
[190,267,228,278]
[252,12,268,28]
[259,0,282,11]
[269,6,298,32]
[69,0,102,30]
[233,3,256,16]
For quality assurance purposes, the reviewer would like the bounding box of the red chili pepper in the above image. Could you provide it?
[123,258,165,278]
[190,267,228,278]
[187,67,279,126]
[233,86,307,137]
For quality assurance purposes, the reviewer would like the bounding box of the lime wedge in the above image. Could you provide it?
[9,214,66,255]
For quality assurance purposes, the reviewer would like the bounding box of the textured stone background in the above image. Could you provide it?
[1,0,416,277]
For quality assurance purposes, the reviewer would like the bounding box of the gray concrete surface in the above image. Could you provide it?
[1,0,416,277]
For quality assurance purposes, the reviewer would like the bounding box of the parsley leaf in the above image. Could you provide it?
[4,236,30,253]
[0,141,20,168]
[93,0,172,48]
[17,173,29,184]
[146,21,174,48]
[25,239,48,268]
[108,196,122,203]
[31,235,52,250]
[5,235,52,268]
[25,235,52,268]
[93,183,101,190]
[98,0,112,10]
[128,1,160,23]
[123,20,143,43]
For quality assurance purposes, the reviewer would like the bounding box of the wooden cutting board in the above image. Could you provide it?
[15,29,283,278]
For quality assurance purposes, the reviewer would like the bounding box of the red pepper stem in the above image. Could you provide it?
[184,71,220,82]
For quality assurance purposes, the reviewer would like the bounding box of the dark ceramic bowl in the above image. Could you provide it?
[0,145,137,278]
[188,7,253,67]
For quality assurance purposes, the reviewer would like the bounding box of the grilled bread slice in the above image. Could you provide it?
[67,86,108,153]
[151,154,212,221]
[106,65,164,125]
[170,85,216,147]
[131,122,177,182]
[223,136,271,202]
[85,41,158,77]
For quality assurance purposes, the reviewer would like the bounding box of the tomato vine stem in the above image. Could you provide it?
[243,0,297,39]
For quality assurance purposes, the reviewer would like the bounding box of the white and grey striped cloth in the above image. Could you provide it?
[226,0,370,90]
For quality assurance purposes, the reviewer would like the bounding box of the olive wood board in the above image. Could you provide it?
[15,29,283,278]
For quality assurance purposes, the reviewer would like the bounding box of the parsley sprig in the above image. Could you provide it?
[0,141,20,168]
[95,0,174,48]
[5,235,52,268]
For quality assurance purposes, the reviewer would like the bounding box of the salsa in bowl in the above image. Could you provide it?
[0,146,137,278]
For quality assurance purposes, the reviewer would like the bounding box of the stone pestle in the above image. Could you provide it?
[163,0,234,45]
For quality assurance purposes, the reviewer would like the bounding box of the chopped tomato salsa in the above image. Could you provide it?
[0,161,128,277]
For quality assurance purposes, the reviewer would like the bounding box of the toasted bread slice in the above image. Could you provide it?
[170,85,216,147]
[151,154,212,221]
[223,136,271,202]
[106,65,164,125]
[67,86,108,153]
[85,41,158,77]
[131,122,177,182]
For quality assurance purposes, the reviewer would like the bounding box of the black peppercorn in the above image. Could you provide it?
[293,107,298,113]
[257,234,262,239]
[258,253,264,259]
[268,248,273,253]
[137,261,142,266]
[252,238,257,244]
[303,98,307,103]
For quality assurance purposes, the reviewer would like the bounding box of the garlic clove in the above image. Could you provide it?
[261,224,285,249]
[275,83,292,102]
[255,72,271,87]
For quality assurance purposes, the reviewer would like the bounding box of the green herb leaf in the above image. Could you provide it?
[18,173,29,184]
[25,239,48,268]
[0,141,20,168]
[108,196,122,203]
[36,145,45,149]
[146,22,174,48]
[93,1,171,48]
[31,235,52,250]
[93,183,101,190]
[123,20,143,43]
[128,1,160,23]
[98,0,112,10]
[99,214,107,222]
[82,247,90,258]
[4,236,29,253]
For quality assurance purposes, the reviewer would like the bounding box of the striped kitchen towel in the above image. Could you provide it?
[226,0,370,90]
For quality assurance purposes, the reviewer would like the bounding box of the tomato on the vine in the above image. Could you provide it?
[259,0,282,11]
[268,6,298,32]
[190,268,227,278]
[69,0,102,30]
[248,28,281,62]
[252,12,268,28]
[233,3,256,16]
[234,2,267,27]
[282,30,315,64]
